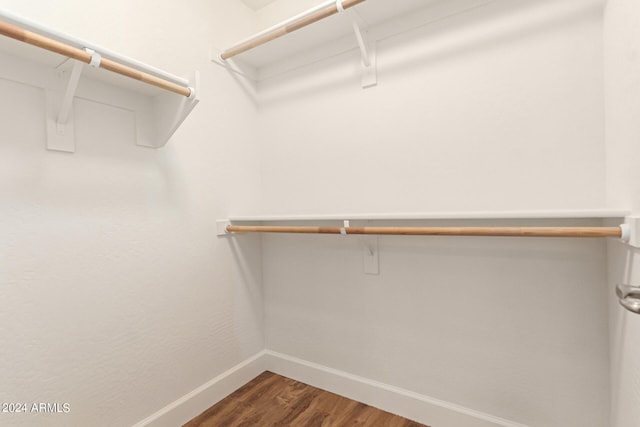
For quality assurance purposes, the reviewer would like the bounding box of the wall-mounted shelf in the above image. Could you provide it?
[217,208,630,234]
[217,209,639,258]
[218,209,634,280]
[224,209,631,223]
[212,0,605,87]
[0,9,199,152]
[212,0,497,83]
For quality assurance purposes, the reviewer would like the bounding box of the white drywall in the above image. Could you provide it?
[257,0,606,215]
[258,0,611,425]
[0,0,628,426]
[262,230,609,427]
[0,1,265,426]
[604,0,640,426]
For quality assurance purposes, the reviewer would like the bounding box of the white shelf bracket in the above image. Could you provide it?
[136,70,200,148]
[343,8,377,88]
[361,235,379,275]
[56,60,83,127]
[349,13,370,67]
[361,41,377,89]
[46,59,84,153]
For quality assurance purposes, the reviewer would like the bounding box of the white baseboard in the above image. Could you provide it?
[133,349,528,427]
[132,350,267,427]
[263,350,529,427]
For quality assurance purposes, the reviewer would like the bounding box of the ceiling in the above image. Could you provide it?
[241,0,279,11]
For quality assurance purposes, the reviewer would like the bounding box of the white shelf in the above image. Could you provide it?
[228,209,631,222]
[0,9,199,152]
[218,209,634,240]
[214,0,604,86]
[212,0,505,82]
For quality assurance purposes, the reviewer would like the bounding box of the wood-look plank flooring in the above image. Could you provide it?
[184,371,429,427]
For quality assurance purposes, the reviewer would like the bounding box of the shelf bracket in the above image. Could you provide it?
[361,41,377,89]
[136,70,201,148]
[344,8,376,88]
[349,13,370,67]
[56,60,83,128]
[361,235,379,275]
[46,59,84,153]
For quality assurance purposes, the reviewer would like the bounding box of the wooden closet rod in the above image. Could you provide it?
[226,225,624,239]
[0,20,192,97]
[220,0,368,60]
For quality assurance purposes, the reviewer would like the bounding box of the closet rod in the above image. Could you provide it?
[220,0,367,60]
[226,225,624,239]
[0,20,192,98]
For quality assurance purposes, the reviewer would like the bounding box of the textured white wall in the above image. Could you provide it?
[258,0,610,426]
[257,0,606,215]
[604,0,640,426]
[0,1,264,426]
[252,0,319,29]
[263,229,609,426]
[0,0,625,426]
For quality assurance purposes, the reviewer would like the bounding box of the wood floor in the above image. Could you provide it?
[184,371,429,427]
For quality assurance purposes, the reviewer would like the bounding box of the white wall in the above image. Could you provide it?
[258,0,610,426]
[263,228,609,427]
[0,0,627,426]
[0,1,265,426]
[604,1,640,426]
[257,0,606,215]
